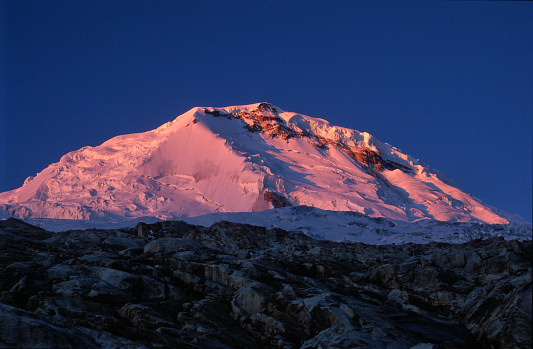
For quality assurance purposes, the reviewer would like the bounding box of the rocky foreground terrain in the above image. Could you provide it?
[0,218,531,348]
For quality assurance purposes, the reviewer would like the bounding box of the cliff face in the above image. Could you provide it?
[0,219,530,348]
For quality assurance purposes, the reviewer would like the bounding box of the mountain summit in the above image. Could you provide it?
[0,103,508,224]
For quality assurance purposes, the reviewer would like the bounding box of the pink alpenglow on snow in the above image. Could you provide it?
[0,103,509,224]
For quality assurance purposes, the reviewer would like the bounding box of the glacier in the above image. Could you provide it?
[0,102,513,228]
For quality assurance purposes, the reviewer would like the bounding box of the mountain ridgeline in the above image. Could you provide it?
[0,103,511,225]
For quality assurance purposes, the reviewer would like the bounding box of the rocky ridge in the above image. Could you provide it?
[0,218,531,348]
[205,103,414,174]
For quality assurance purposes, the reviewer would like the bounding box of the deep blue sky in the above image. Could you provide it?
[1,1,532,221]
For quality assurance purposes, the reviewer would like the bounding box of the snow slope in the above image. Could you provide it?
[0,102,510,224]
[184,206,531,244]
[23,206,531,245]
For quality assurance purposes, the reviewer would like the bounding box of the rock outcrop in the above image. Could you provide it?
[0,218,531,348]
[206,103,414,174]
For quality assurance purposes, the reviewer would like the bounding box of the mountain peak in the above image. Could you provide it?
[0,103,509,224]
[197,103,414,175]
[255,102,280,112]
[197,102,282,115]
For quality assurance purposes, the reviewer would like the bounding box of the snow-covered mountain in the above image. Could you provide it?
[0,102,510,224]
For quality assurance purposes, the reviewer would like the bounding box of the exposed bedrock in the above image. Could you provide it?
[205,104,413,174]
[0,218,531,348]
